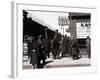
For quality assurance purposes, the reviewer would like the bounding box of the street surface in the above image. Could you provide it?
[23,48,91,69]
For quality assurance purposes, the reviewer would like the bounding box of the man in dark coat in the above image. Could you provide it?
[51,35,60,59]
[27,36,33,61]
[71,37,80,60]
[31,37,38,69]
[44,38,51,58]
[86,36,91,58]
[61,35,69,57]
[37,35,46,68]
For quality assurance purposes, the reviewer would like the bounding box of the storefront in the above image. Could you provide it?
[69,13,91,48]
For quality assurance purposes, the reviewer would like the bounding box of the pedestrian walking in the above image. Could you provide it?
[86,36,91,58]
[31,37,38,69]
[61,35,69,57]
[27,36,33,62]
[71,37,80,60]
[44,38,51,58]
[51,35,60,59]
[37,35,46,68]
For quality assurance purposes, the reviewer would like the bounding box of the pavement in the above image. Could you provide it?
[23,48,91,69]
[44,57,90,68]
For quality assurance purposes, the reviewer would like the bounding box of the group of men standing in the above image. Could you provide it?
[51,30,80,60]
[27,34,51,69]
[26,29,91,69]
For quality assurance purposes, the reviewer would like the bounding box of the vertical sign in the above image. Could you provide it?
[58,16,70,35]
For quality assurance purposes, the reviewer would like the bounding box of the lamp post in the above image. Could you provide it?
[45,27,48,39]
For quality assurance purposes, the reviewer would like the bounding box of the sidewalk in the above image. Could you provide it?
[23,48,91,69]
[23,55,90,69]
[44,57,90,68]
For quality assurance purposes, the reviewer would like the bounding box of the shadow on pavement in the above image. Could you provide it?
[38,61,53,68]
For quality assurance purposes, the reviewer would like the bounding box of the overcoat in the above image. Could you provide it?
[31,40,38,64]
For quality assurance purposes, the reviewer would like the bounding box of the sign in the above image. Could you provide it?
[58,16,70,26]
[76,22,91,38]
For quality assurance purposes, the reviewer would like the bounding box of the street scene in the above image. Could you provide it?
[23,10,91,69]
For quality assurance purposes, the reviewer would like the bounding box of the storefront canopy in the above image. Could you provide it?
[23,10,55,40]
